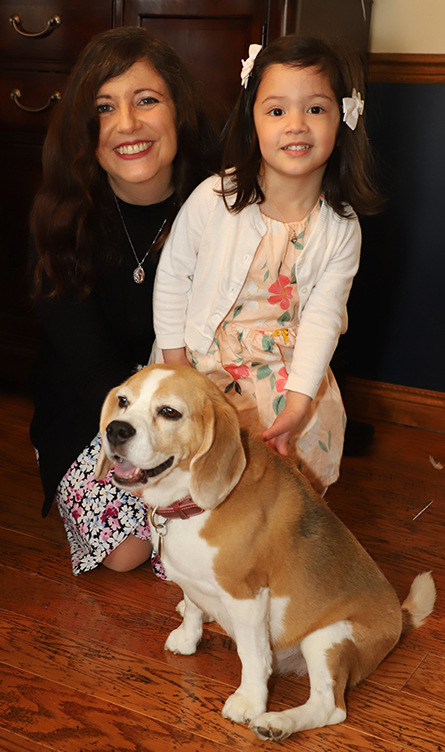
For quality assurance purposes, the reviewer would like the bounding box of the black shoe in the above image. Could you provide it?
[343,418,375,456]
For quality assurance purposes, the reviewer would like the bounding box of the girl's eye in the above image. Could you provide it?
[97,103,113,114]
[118,395,129,409]
[308,106,325,114]
[269,107,285,117]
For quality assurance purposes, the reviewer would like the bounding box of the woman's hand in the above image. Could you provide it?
[162,347,192,367]
[260,391,312,456]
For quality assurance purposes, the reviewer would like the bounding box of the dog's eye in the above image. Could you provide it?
[118,395,129,409]
[158,406,182,420]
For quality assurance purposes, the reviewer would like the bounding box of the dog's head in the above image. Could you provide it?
[95,365,246,510]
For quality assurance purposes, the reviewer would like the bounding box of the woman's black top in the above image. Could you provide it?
[30,195,173,517]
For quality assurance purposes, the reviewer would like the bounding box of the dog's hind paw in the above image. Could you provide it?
[222,691,266,724]
[249,712,292,741]
[249,704,347,740]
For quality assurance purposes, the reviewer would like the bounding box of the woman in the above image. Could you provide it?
[29,26,218,576]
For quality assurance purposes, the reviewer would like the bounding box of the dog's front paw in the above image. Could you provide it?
[164,625,199,655]
[222,691,266,724]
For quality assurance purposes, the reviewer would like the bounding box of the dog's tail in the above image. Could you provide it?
[401,572,436,636]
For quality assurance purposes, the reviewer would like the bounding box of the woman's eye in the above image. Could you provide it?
[118,396,129,408]
[308,106,324,114]
[158,406,182,420]
[139,96,159,106]
[97,103,113,114]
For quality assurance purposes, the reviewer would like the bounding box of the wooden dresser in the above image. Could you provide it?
[0,0,371,390]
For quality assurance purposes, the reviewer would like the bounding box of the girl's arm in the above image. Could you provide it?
[260,391,312,456]
[286,214,361,399]
[153,177,217,352]
[162,347,191,367]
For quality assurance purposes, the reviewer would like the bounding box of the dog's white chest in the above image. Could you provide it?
[150,513,217,584]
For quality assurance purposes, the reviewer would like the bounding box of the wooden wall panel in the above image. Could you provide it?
[369,53,445,84]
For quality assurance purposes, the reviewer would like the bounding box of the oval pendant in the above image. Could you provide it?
[133,266,145,284]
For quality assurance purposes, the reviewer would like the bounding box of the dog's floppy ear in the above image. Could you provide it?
[95,444,113,481]
[94,386,118,481]
[189,395,246,510]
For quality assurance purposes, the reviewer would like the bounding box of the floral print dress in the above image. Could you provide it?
[189,201,346,492]
[55,433,166,577]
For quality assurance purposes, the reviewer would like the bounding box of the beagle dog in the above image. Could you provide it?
[96,364,436,742]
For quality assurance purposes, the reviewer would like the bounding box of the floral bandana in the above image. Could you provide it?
[240,44,262,88]
[342,88,364,130]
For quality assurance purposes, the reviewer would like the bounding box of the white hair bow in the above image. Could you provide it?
[240,44,262,89]
[342,89,364,130]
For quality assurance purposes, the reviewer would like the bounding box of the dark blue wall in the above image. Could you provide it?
[344,82,445,392]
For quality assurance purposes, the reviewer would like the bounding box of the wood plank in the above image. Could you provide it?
[402,654,445,705]
[0,726,53,752]
[368,646,427,692]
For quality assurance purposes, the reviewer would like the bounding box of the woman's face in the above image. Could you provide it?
[95,60,177,204]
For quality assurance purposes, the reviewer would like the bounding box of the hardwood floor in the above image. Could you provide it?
[0,390,444,751]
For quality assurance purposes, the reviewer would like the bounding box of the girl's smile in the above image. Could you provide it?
[253,64,340,190]
[95,60,177,204]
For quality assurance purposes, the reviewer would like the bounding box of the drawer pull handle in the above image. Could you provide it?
[9,14,61,39]
[10,88,61,113]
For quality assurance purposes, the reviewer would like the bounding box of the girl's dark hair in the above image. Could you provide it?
[221,34,382,217]
[31,26,219,298]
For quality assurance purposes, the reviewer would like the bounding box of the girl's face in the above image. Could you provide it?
[253,64,340,189]
[95,60,177,204]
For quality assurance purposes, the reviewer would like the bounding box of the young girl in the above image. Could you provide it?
[153,35,381,494]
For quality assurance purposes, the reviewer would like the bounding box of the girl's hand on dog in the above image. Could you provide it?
[260,391,312,456]
[162,347,192,367]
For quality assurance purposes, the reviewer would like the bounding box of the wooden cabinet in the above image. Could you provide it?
[0,0,372,390]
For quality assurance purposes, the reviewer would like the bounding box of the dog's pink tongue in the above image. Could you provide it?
[114,458,137,477]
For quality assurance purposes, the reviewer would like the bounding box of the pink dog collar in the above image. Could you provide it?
[151,495,205,520]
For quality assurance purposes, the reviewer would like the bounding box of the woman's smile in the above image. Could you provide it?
[114,140,154,156]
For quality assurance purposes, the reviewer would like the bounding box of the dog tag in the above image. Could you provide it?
[157,525,168,559]
[148,508,169,560]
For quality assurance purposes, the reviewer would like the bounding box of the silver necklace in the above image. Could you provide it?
[114,194,167,284]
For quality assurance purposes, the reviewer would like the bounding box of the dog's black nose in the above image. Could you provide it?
[106,420,136,446]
